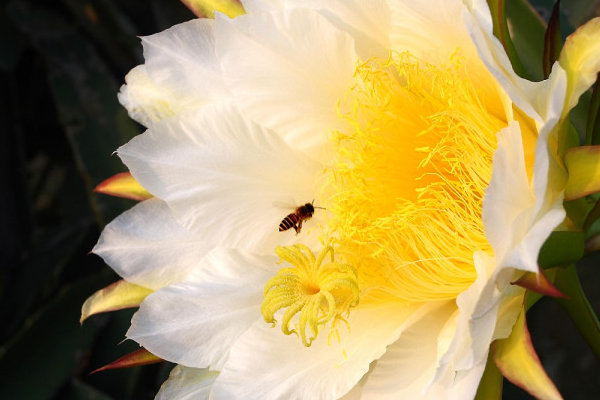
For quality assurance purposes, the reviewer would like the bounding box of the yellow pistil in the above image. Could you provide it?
[261,245,359,347]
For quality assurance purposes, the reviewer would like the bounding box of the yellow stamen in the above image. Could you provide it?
[322,52,506,303]
[261,245,359,347]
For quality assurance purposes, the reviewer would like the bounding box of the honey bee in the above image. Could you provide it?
[279,201,324,234]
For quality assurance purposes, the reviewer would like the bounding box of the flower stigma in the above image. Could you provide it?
[261,245,360,347]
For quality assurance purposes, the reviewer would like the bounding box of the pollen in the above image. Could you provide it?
[261,244,359,347]
[321,52,507,304]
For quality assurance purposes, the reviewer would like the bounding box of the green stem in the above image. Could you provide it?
[553,265,600,362]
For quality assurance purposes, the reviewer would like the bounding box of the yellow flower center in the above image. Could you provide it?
[325,53,506,304]
[262,51,510,345]
[261,245,359,346]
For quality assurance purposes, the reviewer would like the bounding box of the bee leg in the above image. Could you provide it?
[295,220,303,235]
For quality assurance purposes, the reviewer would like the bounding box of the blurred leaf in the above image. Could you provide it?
[0,74,31,283]
[553,265,600,363]
[0,222,95,341]
[0,272,113,400]
[487,0,530,79]
[564,197,592,229]
[557,117,580,164]
[587,76,600,145]
[0,5,25,70]
[585,200,600,233]
[538,231,585,269]
[8,0,141,226]
[59,379,114,400]
[59,0,143,74]
[543,1,563,78]
[562,0,600,27]
[528,0,576,35]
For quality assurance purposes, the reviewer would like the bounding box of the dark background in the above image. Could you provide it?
[0,0,599,399]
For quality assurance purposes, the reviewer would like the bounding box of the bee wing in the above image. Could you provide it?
[272,200,297,210]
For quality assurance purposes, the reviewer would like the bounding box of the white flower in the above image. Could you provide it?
[91,0,600,399]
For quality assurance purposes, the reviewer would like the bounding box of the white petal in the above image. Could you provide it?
[529,63,568,223]
[214,8,357,152]
[118,19,231,127]
[286,0,391,59]
[118,65,176,127]
[118,102,323,255]
[359,302,456,399]
[484,120,566,273]
[428,359,487,400]
[433,252,523,387]
[431,252,491,386]
[337,363,374,400]
[211,302,436,400]
[127,248,276,369]
[141,19,229,109]
[93,198,209,290]
[156,365,218,400]
[388,1,473,64]
[483,122,537,271]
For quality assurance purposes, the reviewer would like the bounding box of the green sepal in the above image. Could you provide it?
[553,265,600,362]
[91,348,163,374]
[538,231,585,269]
[475,350,503,400]
[487,0,530,79]
[513,269,565,298]
[543,1,563,79]
[525,269,557,311]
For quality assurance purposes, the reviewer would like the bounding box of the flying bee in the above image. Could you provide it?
[279,201,325,234]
